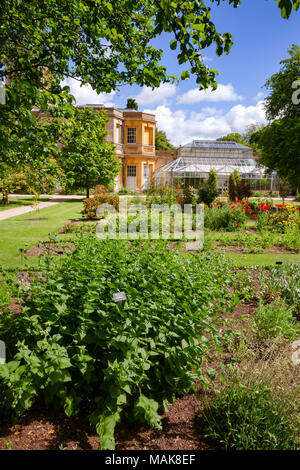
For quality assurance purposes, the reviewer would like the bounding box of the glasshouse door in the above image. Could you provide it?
[127,165,137,190]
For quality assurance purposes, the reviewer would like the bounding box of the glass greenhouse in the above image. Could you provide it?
[154,140,278,192]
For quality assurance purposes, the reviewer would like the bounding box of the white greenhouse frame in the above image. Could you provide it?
[154,140,278,192]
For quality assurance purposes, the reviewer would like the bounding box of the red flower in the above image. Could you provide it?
[253,214,257,217]
[236,223,240,226]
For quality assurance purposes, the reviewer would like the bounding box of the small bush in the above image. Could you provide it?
[202,382,296,450]
[94,185,107,195]
[146,185,177,206]
[82,193,119,219]
[259,263,300,315]
[254,299,299,341]
[204,204,246,231]
[182,185,197,205]
[198,183,218,207]
[61,222,77,233]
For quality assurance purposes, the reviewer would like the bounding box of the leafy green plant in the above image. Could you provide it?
[253,299,299,341]
[0,238,236,449]
[0,274,19,309]
[82,193,119,219]
[204,204,246,231]
[202,382,296,450]
[146,185,177,207]
[4,440,14,450]
[259,262,300,315]
[197,183,218,207]
[182,185,197,205]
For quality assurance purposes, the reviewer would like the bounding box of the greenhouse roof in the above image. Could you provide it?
[155,156,275,178]
[181,140,251,150]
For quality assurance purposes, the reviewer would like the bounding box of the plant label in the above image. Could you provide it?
[113,292,126,302]
[0,340,5,364]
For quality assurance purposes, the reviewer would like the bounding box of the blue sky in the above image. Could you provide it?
[64,0,300,146]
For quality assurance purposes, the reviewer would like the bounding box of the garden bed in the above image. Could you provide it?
[0,258,299,450]
[25,242,76,257]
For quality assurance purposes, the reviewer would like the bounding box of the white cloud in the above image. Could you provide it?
[144,101,267,147]
[253,91,265,101]
[61,78,116,106]
[178,83,243,104]
[134,83,177,106]
[202,56,213,63]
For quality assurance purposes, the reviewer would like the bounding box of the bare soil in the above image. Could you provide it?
[25,242,76,257]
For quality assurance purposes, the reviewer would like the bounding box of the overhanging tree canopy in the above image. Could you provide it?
[0,0,299,191]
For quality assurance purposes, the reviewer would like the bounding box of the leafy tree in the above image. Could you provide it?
[1,0,296,159]
[242,123,266,152]
[252,45,300,191]
[264,44,300,120]
[207,168,218,194]
[126,98,138,110]
[58,108,121,198]
[198,170,218,206]
[0,1,298,192]
[217,133,248,146]
[277,0,300,18]
[255,118,300,191]
[228,169,241,201]
[155,130,176,151]
[279,178,291,205]
[0,166,25,204]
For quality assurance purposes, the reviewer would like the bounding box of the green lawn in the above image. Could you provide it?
[0,201,82,269]
[0,200,299,270]
[226,252,300,267]
[0,197,50,211]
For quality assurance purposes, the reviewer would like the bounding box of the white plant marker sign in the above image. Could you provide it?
[113,292,127,303]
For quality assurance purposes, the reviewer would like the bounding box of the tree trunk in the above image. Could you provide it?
[86,187,90,199]
[1,193,9,204]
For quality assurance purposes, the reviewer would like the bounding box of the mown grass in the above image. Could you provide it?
[0,202,82,269]
[225,253,300,267]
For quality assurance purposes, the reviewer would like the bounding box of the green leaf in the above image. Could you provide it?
[181,70,190,80]
[97,410,121,450]
[170,40,177,50]
[132,394,162,430]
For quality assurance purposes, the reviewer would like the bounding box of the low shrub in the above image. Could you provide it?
[268,204,300,232]
[204,204,247,231]
[117,188,137,195]
[0,275,18,309]
[253,299,299,341]
[82,193,119,219]
[198,184,218,207]
[146,185,177,207]
[260,262,300,315]
[202,382,296,450]
[61,222,78,233]
[183,185,198,205]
